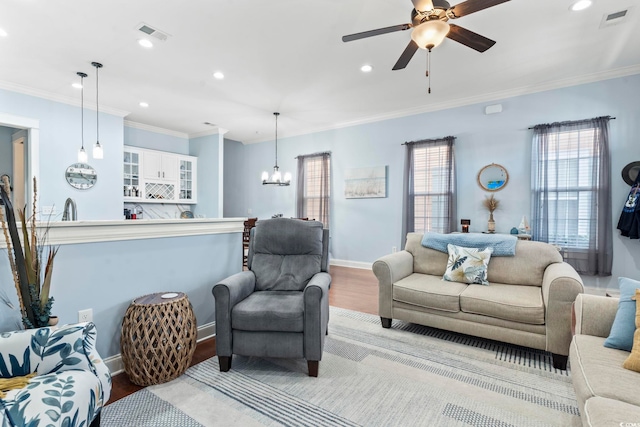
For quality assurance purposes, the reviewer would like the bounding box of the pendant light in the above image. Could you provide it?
[261,112,291,186]
[77,72,88,163]
[91,62,104,159]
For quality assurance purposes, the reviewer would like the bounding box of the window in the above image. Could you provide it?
[531,116,612,275]
[296,153,330,228]
[403,137,456,236]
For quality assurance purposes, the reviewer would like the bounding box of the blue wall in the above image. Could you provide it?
[0,232,241,358]
[223,138,246,218]
[124,126,189,154]
[190,133,222,218]
[224,74,640,289]
[0,126,14,178]
[0,89,124,220]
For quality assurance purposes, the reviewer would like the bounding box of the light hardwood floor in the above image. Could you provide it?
[108,265,378,403]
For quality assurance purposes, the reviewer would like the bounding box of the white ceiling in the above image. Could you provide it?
[1,0,639,143]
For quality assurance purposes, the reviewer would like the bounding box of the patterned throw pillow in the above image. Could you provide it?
[443,244,493,285]
[623,289,640,372]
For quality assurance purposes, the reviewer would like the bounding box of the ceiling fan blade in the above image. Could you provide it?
[446,24,496,52]
[448,0,510,18]
[412,0,434,12]
[342,24,412,42]
[392,40,420,70]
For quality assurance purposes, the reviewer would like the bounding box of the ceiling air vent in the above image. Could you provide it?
[135,23,170,41]
[599,7,633,28]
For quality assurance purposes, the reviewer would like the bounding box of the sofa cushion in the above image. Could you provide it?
[393,273,467,313]
[405,233,450,276]
[459,283,545,325]
[443,244,492,285]
[570,334,640,409]
[232,291,304,332]
[623,289,640,372]
[580,396,640,427]
[2,370,102,427]
[251,218,323,291]
[604,277,640,351]
[485,240,562,287]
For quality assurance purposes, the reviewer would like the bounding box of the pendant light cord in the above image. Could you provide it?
[81,77,84,149]
[96,65,99,142]
[274,112,279,168]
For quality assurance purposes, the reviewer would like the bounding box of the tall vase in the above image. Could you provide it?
[488,212,496,233]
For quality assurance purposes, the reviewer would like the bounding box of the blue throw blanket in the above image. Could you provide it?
[421,232,517,256]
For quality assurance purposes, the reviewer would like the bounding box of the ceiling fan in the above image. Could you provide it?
[342,0,510,71]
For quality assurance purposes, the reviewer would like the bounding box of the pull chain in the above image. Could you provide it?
[426,47,432,94]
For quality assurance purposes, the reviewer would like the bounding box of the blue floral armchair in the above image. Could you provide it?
[0,322,111,427]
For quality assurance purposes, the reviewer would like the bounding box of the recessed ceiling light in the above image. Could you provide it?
[213,71,224,80]
[139,102,149,108]
[138,39,153,48]
[570,0,592,11]
[360,64,373,73]
[0,28,7,37]
[72,82,83,89]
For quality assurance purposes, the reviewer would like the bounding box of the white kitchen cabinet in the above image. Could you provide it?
[143,151,178,182]
[124,146,197,204]
[123,147,143,202]
[177,156,197,203]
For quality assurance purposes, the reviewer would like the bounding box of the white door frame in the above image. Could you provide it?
[0,112,40,218]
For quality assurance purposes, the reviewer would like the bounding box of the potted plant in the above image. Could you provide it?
[483,194,500,233]
[0,176,58,328]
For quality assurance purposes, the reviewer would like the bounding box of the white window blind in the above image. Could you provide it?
[412,143,452,233]
[301,154,330,227]
[537,127,598,249]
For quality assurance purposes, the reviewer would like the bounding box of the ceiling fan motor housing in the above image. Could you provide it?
[412,0,451,25]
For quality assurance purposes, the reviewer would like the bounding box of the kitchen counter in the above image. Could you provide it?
[0,217,245,247]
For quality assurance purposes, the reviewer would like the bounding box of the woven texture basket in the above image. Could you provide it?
[120,292,197,386]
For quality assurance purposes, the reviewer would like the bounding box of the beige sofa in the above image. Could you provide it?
[570,294,640,426]
[372,232,584,369]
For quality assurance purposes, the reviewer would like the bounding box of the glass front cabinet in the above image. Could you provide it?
[123,148,142,201]
[123,146,197,204]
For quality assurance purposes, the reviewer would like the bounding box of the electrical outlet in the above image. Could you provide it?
[392,246,397,253]
[78,309,93,323]
[42,206,56,215]
[248,208,252,215]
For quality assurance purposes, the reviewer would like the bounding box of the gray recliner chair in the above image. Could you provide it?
[212,218,331,377]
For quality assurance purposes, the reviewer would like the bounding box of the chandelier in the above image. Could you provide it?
[261,112,291,186]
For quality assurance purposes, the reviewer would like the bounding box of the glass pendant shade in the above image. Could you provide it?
[78,147,88,163]
[411,20,450,49]
[93,142,103,159]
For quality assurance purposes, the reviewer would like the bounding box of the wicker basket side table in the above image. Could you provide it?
[120,292,197,386]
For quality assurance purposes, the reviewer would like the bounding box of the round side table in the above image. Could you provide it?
[120,292,197,386]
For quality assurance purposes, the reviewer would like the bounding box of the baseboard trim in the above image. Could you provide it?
[330,259,373,270]
[105,321,216,376]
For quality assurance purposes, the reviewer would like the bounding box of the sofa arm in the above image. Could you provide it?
[0,322,111,404]
[573,294,619,338]
[303,272,331,361]
[212,271,256,357]
[541,262,584,356]
[372,251,414,319]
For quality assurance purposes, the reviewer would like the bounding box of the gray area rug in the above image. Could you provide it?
[103,307,579,426]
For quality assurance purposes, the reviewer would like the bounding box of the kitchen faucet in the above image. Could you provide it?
[62,197,77,221]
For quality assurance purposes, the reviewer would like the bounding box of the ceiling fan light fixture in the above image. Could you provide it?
[411,20,450,49]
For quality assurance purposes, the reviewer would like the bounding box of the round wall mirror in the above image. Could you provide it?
[477,163,509,192]
[622,161,640,186]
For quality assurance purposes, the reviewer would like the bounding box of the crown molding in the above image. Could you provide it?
[188,127,228,139]
[124,120,189,139]
[242,64,640,145]
[0,80,130,117]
